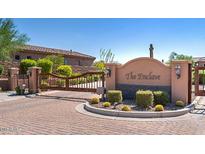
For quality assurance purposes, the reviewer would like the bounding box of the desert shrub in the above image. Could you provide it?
[153,91,169,106]
[20,59,37,74]
[37,58,53,73]
[107,90,123,103]
[102,102,111,107]
[40,83,49,89]
[45,55,64,71]
[154,104,164,111]
[91,97,100,104]
[121,105,131,111]
[136,90,154,108]
[0,65,4,75]
[15,86,25,95]
[57,65,72,77]
[175,100,186,107]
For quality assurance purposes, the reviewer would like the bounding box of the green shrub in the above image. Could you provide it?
[175,100,185,107]
[199,74,205,84]
[71,72,81,77]
[56,79,65,87]
[154,104,164,111]
[121,105,131,111]
[103,102,111,107]
[20,59,37,74]
[153,91,169,106]
[37,58,53,73]
[94,60,105,71]
[136,90,154,108]
[57,65,72,77]
[15,86,25,95]
[91,97,100,104]
[41,83,49,89]
[0,65,4,75]
[107,90,123,103]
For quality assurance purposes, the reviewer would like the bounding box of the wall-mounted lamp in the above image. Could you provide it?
[27,70,32,77]
[105,68,111,77]
[175,64,181,79]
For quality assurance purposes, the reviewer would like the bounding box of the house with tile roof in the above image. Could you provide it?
[13,44,96,67]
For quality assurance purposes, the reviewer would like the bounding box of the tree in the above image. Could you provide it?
[0,19,29,61]
[99,49,115,63]
[168,52,193,62]
[94,60,105,71]
[45,55,64,71]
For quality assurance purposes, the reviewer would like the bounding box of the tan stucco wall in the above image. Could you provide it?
[106,57,191,103]
[171,61,191,103]
[116,57,171,86]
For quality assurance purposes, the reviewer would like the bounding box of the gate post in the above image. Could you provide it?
[105,63,120,90]
[28,67,42,93]
[171,60,192,104]
[8,67,19,91]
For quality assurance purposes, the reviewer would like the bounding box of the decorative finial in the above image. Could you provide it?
[149,44,154,58]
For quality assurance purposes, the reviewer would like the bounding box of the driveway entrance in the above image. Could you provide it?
[0,90,205,135]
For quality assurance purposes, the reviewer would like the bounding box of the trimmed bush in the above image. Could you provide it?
[57,65,72,77]
[91,97,100,104]
[153,91,169,106]
[136,90,154,108]
[121,105,131,111]
[175,100,185,107]
[154,104,164,111]
[20,59,37,74]
[41,83,49,89]
[102,102,111,107]
[107,90,123,103]
[37,58,53,73]
[15,86,25,95]
[0,65,4,75]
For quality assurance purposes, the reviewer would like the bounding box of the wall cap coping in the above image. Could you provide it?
[9,67,19,70]
[116,57,170,69]
[28,66,42,70]
[171,60,192,64]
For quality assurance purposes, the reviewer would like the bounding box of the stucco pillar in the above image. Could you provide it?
[105,63,119,90]
[28,67,42,93]
[171,60,192,104]
[8,67,19,91]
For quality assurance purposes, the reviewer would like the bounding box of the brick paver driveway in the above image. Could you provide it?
[0,91,205,135]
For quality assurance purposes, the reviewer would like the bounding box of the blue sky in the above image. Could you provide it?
[13,18,205,63]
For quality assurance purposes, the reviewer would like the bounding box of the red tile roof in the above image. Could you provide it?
[19,44,95,59]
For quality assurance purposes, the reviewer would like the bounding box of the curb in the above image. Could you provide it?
[84,97,202,118]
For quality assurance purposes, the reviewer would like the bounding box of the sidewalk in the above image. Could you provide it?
[0,91,27,103]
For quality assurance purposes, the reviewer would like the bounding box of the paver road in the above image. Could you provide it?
[0,91,205,135]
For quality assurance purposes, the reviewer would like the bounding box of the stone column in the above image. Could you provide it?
[105,63,120,90]
[171,60,192,104]
[8,67,19,91]
[28,67,42,94]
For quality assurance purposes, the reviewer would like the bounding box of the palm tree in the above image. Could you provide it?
[0,18,29,61]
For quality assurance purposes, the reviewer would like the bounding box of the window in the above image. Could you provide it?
[78,60,81,66]
[64,58,68,64]
[27,56,32,59]
[15,55,20,60]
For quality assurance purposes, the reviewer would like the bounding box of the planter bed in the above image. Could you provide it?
[85,100,195,118]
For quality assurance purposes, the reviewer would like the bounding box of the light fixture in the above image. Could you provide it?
[105,68,111,77]
[175,64,181,79]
